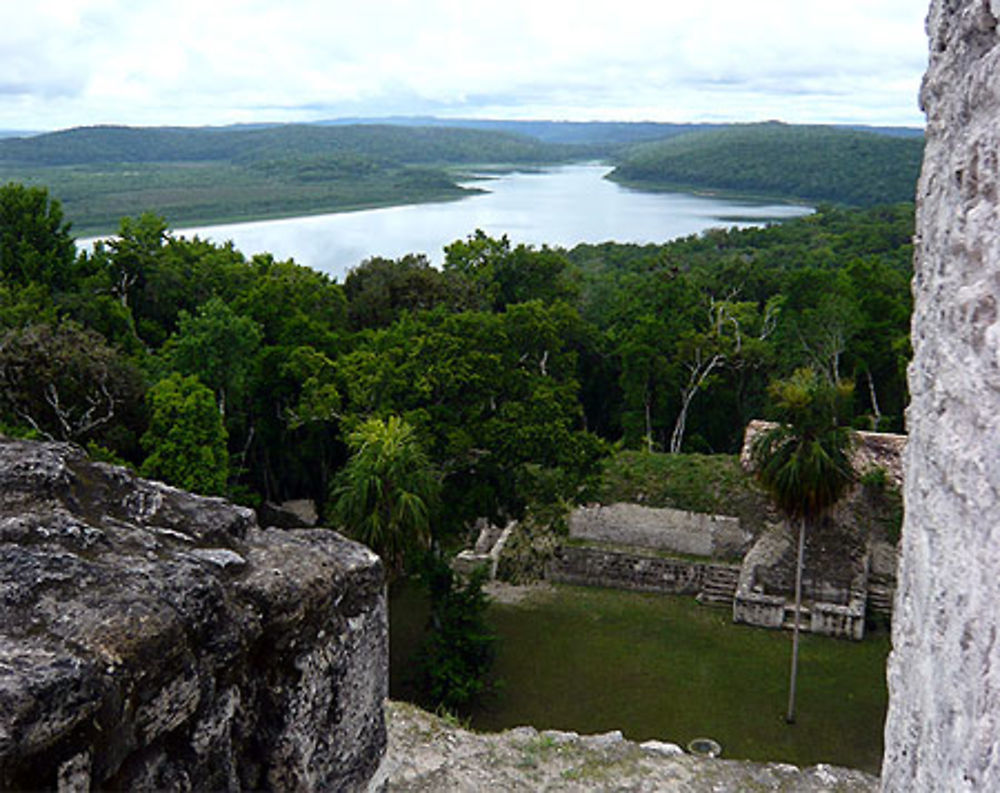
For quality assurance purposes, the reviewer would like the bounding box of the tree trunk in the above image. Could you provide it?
[669,352,724,454]
[644,387,654,453]
[786,515,807,724]
[866,369,882,430]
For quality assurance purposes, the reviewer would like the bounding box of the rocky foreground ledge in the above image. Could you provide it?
[376,701,877,792]
[0,439,387,791]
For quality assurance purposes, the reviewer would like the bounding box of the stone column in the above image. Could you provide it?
[882,1,1000,789]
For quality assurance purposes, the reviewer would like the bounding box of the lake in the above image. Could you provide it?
[90,164,813,281]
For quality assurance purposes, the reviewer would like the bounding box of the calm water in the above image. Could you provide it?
[90,164,813,281]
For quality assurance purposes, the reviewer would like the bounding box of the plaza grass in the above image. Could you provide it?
[390,582,889,775]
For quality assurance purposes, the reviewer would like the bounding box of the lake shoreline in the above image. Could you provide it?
[72,184,486,239]
[75,164,810,241]
[80,164,814,280]
[606,172,818,209]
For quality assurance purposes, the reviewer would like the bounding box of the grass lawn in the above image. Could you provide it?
[390,581,889,774]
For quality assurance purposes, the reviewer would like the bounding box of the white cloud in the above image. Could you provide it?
[0,0,929,130]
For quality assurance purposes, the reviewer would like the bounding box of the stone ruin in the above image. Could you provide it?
[450,423,903,642]
[734,421,905,641]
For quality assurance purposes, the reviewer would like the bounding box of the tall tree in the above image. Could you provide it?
[162,297,263,419]
[0,322,144,451]
[0,182,76,291]
[140,373,229,496]
[104,212,168,312]
[328,415,439,577]
[750,368,855,724]
[415,554,497,713]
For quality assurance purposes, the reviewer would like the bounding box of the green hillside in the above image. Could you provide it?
[0,123,578,167]
[609,122,924,206]
[0,124,585,234]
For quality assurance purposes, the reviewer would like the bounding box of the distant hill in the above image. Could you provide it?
[317,116,923,146]
[315,117,721,146]
[0,123,602,234]
[609,122,924,206]
[0,119,924,233]
[0,123,582,167]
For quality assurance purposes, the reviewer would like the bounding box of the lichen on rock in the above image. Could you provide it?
[882,0,1000,789]
[376,700,877,792]
[0,438,387,791]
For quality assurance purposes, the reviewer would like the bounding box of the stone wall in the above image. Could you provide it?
[547,543,739,598]
[732,592,786,630]
[811,600,866,642]
[732,520,870,640]
[881,1,1000,788]
[569,503,748,559]
[741,422,906,489]
[0,439,387,791]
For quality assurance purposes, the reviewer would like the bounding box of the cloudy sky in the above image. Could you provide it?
[4,0,928,132]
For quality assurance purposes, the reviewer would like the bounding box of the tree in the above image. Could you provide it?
[750,368,855,724]
[344,253,454,330]
[669,296,777,453]
[336,304,603,529]
[161,297,263,419]
[415,553,497,713]
[237,254,347,347]
[140,373,229,496]
[0,182,76,292]
[443,230,578,311]
[0,322,144,450]
[104,212,168,312]
[328,415,439,577]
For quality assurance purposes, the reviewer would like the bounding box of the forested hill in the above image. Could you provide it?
[0,124,593,233]
[315,117,720,145]
[0,120,924,233]
[609,123,924,206]
[316,117,922,145]
[0,123,581,167]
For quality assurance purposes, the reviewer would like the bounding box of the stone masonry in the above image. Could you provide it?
[881,1,1000,788]
[0,439,387,791]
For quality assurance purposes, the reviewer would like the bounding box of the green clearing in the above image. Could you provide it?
[390,582,889,774]
[599,451,772,534]
[3,161,480,236]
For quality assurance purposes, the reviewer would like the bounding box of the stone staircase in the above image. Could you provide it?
[697,565,741,606]
[867,580,895,616]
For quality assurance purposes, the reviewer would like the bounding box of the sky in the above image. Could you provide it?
[3,0,929,133]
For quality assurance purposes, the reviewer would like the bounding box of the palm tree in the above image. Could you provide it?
[329,415,440,578]
[751,368,855,724]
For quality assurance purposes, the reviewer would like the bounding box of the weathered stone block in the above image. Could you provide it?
[569,503,747,559]
[0,439,387,791]
[881,1,1000,788]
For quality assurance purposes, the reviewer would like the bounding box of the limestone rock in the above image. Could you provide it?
[377,700,877,792]
[0,438,387,791]
[881,1,1000,789]
[569,503,748,559]
[257,498,319,529]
